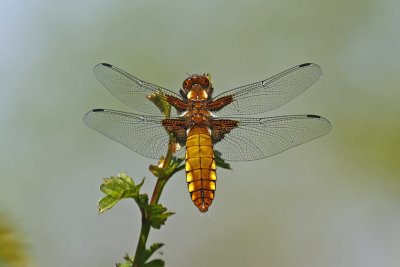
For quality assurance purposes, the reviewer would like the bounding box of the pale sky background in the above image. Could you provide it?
[1,0,400,267]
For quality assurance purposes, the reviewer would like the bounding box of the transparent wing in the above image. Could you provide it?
[214,114,331,161]
[83,109,180,159]
[213,63,322,116]
[93,63,182,116]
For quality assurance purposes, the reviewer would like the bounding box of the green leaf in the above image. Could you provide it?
[98,173,145,213]
[144,259,165,267]
[115,254,133,267]
[100,178,126,197]
[170,156,184,166]
[116,262,131,267]
[146,204,174,229]
[118,172,137,187]
[135,193,149,209]
[149,156,185,178]
[143,243,164,262]
[214,150,232,170]
[98,195,118,213]
[164,156,185,176]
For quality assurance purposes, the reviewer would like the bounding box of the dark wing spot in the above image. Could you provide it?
[299,63,311,67]
[307,114,321,118]
[92,109,105,112]
[101,63,113,67]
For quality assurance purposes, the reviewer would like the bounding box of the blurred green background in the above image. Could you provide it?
[1,0,399,266]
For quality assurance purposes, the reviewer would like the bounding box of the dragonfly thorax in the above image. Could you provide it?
[187,85,209,100]
[185,101,212,126]
[189,113,209,125]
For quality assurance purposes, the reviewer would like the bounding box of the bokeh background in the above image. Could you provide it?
[1,0,399,266]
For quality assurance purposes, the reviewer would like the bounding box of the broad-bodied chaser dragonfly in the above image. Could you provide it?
[84,63,331,212]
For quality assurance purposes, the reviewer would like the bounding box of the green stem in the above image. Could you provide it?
[132,221,151,267]
[162,138,176,171]
[150,140,176,204]
[132,140,177,267]
[150,178,167,205]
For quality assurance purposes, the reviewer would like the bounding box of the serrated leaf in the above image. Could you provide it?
[146,204,174,229]
[150,155,185,178]
[115,253,133,267]
[122,253,133,262]
[98,195,118,213]
[98,174,145,213]
[168,156,183,166]
[214,150,232,170]
[171,156,184,167]
[136,193,149,209]
[143,243,164,262]
[144,259,165,267]
[100,179,125,197]
[118,173,135,185]
[164,156,185,176]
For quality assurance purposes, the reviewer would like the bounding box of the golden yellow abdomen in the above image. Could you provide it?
[185,127,216,212]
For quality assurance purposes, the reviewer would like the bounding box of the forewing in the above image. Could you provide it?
[212,63,322,116]
[93,63,182,116]
[83,109,180,159]
[213,114,331,161]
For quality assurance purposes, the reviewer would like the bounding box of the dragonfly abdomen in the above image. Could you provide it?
[185,127,217,212]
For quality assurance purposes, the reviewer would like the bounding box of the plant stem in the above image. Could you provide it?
[132,140,177,267]
[150,178,167,205]
[132,221,151,267]
[150,140,176,204]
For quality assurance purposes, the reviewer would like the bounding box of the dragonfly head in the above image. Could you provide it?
[182,74,213,100]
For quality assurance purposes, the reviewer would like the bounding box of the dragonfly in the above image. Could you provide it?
[84,63,331,212]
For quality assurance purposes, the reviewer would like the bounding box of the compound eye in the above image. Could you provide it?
[183,79,192,89]
[199,77,209,88]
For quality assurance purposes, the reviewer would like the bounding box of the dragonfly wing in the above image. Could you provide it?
[213,114,331,161]
[93,63,182,116]
[212,63,322,116]
[83,109,183,159]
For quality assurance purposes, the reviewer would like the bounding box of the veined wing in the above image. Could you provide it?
[93,63,182,116]
[83,109,182,159]
[212,63,322,116]
[213,114,331,161]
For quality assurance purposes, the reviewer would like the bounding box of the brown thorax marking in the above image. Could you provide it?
[162,73,238,145]
[174,74,215,128]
